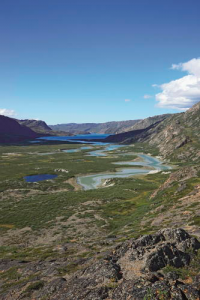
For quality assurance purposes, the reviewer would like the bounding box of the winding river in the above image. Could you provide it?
[35,135,171,190]
[77,145,171,190]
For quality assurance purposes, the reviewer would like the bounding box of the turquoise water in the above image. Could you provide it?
[114,154,170,171]
[28,137,171,190]
[62,146,92,153]
[77,150,171,190]
[87,144,124,157]
[24,174,58,182]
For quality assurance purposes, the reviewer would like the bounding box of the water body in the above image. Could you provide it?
[37,133,109,143]
[87,144,124,157]
[114,154,170,171]
[62,146,92,153]
[77,152,171,190]
[24,174,58,182]
[37,152,57,155]
[33,135,171,190]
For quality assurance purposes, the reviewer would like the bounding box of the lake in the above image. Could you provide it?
[37,133,109,143]
[24,174,58,182]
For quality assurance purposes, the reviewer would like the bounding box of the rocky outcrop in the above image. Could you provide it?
[3,228,199,299]
[59,229,200,300]
[48,229,200,300]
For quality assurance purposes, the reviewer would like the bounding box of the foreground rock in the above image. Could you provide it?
[2,228,200,300]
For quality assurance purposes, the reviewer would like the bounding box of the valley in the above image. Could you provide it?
[1,2,200,298]
[0,102,200,299]
[0,130,200,299]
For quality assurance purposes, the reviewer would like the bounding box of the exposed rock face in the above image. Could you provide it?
[111,228,200,278]
[3,229,199,299]
[58,229,200,300]
[50,229,200,299]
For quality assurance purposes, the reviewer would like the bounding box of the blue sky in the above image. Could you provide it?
[0,0,200,124]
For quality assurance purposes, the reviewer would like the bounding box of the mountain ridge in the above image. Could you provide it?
[16,119,73,137]
[0,115,39,143]
[105,101,200,162]
[50,120,141,134]
[17,119,52,134]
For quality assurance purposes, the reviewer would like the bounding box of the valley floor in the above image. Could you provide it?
[0,142,200,299]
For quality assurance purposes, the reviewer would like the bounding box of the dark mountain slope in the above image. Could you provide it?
[104,121,162,143]
[0,115,39,143]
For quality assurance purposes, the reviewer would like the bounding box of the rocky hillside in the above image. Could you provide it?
[17,119,73,137]
[115,113,171,133]
[106,101,200,162]
[50,120,141,135]
[0,115,39,143]
[51,115,171,135]
[17,119,52,134]
[61,228,200,300]
[2,228,200,300]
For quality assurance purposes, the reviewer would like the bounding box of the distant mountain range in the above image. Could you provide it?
[0,117,73,143]
[0,113,174,144]
[17,119,73,137]
[1,101,199,156]
[49,115,172,135]
[50,120,141,134]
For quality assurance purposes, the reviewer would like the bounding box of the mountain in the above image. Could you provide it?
[50,120,141,135]
[17,119,52,134]
[105,101,200,162]
[115,113,171,133]
[17,119,73,136]
[0,115,39,143]
[50,115,171,135]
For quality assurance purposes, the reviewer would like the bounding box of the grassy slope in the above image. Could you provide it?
[0,141,200,293]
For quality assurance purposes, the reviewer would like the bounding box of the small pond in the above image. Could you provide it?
[24,174,58,182]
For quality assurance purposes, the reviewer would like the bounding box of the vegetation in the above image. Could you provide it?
[0,138,200,297]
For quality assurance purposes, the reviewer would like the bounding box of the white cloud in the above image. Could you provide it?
[156,58,200,110]
[144,94,152,99]
[0,108,16,117]
[125,99,131,102]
